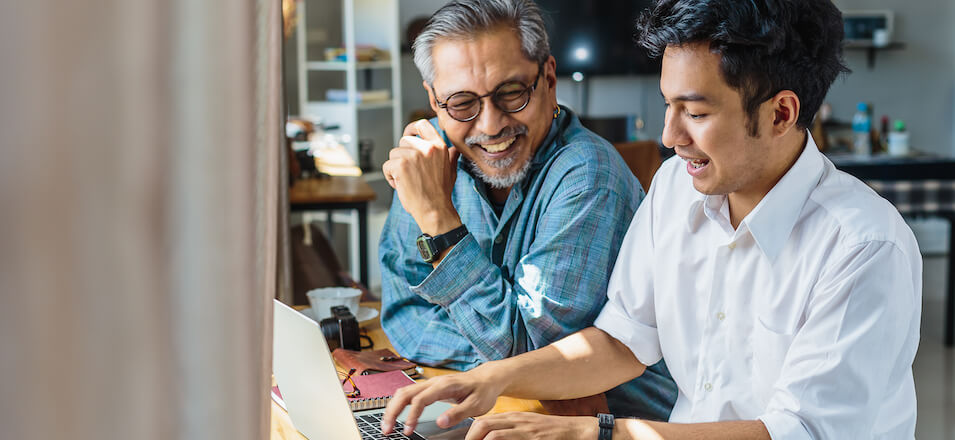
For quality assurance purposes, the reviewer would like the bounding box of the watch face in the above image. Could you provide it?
[416,235,435,262]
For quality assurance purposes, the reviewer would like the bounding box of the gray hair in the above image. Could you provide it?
[412,0,551,85]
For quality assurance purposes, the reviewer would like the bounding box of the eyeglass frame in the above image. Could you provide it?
[430,64,544,123]
[339,368,361,398]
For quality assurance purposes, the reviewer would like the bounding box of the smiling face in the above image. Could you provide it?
[660,43,783,203]
[427,28,557,191]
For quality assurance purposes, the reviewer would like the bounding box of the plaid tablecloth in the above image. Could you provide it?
[866,180,955,215]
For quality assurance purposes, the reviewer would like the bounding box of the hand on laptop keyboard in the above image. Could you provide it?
[380,370,502,436]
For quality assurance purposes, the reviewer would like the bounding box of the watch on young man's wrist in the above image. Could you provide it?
[597,413,614,440]
[416,225,468,263]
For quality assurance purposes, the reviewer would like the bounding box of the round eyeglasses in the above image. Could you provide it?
[432,67,542,122]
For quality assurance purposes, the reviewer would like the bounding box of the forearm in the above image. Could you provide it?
[379,217,482,369]
[480,327,646,401]
[616,419,770,440]
[413,233,612,362]
[380,295,480,369]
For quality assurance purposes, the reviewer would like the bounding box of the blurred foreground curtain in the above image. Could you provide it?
[0,0,286,439]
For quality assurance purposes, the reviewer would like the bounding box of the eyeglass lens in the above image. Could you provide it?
[445,81,532,121]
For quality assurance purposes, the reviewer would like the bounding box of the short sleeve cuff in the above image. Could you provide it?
[757,411,812,440]
[410,234,485,306]
[593,299,663,367]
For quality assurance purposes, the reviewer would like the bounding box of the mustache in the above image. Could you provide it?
[465,125,528,146]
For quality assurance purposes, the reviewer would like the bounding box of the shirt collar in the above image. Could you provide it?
[528,104,571,170]
[744,132,824,262]
[688,132,825,262]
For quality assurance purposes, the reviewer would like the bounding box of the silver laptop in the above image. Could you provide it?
[272,299,472,440]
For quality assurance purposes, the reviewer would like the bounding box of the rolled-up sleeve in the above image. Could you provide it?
[410,233,484,306]
[594,175,662,367]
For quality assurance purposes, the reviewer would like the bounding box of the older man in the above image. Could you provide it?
[378,0,675,421]
[382,0,922,439]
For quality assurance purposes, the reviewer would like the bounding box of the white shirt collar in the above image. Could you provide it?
[689,132,825,263]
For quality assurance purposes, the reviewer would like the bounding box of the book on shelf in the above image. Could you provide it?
[325,89,391,103]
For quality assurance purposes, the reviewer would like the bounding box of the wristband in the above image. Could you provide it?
[597,413,614,440]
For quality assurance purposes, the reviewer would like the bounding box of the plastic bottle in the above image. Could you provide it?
[887,120,910,156]
[851,102,872,157]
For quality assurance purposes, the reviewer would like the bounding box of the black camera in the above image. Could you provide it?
[319,305,360,351]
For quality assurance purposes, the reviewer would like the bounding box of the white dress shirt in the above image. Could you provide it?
[595,134,921,439]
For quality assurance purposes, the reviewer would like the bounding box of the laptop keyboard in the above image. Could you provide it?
[355,413,426,440]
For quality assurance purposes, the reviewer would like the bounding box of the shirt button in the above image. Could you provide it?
[716,312,726,321]
[728,242,737,250]
[494,236,504,244]
[704,383,713,392]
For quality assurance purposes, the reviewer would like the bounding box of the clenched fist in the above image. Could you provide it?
[382,119,463,241]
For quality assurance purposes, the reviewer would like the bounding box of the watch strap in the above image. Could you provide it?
[418,225,469,263]
[430,224,469,253]
[597,413,614,440]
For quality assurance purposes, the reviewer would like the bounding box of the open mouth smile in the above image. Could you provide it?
[477,136,517,154]
[680,155,711,176]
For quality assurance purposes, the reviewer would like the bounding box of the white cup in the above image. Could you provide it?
[888,131,910,156]
[306,287,362,320]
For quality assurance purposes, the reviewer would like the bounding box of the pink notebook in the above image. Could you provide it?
[271,385,286,410]
[345,370,416,411]
[272,370,416,412]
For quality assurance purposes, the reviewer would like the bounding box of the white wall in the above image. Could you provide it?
[555,75,665,140]
[827,0,955,157]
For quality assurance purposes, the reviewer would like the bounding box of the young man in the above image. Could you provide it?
[378,0,676,420]
[381,0,922,438]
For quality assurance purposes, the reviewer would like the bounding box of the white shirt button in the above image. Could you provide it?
[704,383,713,392]
[717,312,726,321]
[728,242,737,250]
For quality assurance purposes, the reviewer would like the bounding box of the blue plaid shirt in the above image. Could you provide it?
[379,107,676,420]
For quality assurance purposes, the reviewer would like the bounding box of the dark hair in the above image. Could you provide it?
[636,0,850,134]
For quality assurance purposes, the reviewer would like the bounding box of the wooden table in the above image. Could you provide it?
[289,176,376,286]
[270,303,544,440]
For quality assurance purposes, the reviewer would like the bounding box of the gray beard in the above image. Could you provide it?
[467,155,532,189]
[463,125,532,189]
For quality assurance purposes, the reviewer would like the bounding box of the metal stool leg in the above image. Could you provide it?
[945,214,954,347]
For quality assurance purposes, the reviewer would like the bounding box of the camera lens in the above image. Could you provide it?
[319,318,342,350]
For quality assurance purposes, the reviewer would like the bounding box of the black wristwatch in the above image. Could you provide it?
[416,225,468,263]
[597,413,614,440]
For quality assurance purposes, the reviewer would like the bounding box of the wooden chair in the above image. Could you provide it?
[613,140,663,193]
[290,222,373,306]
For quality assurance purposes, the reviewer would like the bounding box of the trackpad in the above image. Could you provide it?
[398,401,473,439]
[414,420,472,439]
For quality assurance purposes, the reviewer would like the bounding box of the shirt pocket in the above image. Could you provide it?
[750,316,795,407]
